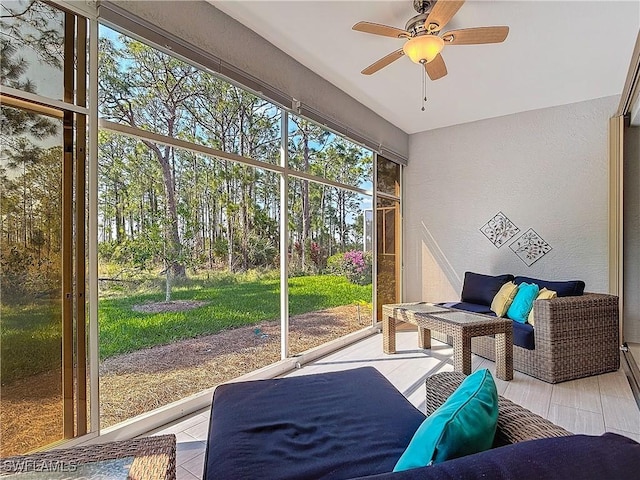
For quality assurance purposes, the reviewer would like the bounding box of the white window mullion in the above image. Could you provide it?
[280,112,289,360]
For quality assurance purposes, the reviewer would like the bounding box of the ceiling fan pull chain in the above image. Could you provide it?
[422,65,427,111]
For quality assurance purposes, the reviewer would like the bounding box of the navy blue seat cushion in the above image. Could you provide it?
[514,276,585,297]
[354,433,640,480]
[513,321,535,350]
[204,367,426,480]
[461,272,514,306]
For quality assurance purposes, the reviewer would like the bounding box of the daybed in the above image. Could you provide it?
[433,272,620,383]
[203,367,640,480]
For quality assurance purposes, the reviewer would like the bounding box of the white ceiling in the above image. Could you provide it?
[212,1,640,135]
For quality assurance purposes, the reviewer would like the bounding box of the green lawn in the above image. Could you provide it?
[98,273,371,359]
[1,301,63,385]
[2,273,371,383]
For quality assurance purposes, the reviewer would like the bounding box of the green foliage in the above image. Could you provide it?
[95,28,373,282]
[98,232,161,271]
[211,238,229,261]
[326,253,344,274]
[246,235,277,269]
[0,247,59,300]
[1,145,63,300]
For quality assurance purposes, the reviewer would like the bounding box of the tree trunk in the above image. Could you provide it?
[114,183,123,243]
[157,145,186,278]
[143,140,187,278]
[226,164,234,272]
[165,263,172,302]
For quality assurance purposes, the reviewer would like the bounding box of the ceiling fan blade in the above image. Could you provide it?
[441,26,509,45]
[352,21,409,39]
[425,54,447,80]
[425,0,465,32]
[361,49,405,75]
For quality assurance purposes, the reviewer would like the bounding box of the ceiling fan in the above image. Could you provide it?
[353,0,509,80]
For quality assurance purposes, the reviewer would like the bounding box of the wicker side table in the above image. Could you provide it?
[0,435,176,479]
[382,302,514,381]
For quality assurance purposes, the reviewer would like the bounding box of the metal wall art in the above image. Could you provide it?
[479,211,520,248]
[509,228,552,267]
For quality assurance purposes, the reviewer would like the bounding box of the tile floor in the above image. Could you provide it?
[145,329,640,480]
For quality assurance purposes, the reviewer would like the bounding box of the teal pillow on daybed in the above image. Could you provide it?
[507,282,539,323]
[393,369,498,472]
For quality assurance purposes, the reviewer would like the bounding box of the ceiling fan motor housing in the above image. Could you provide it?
[405,13,429,36]
[413,0,433,14]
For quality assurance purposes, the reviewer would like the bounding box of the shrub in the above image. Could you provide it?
[247,234,277,268]
[288,239,327,275]
[341,250,373,286]
[326,253,344,274]
[307,240,324,270]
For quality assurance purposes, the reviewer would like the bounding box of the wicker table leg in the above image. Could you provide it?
[453,332,472,375]
[495,330,514,381]
[383,314,396,354]
[418,327,431,349]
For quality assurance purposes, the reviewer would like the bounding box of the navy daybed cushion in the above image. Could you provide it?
[204,367,426,480]
[461,272,514,306]
[514,276,585,297]
[442,302,535,350]
[352,433,640,480]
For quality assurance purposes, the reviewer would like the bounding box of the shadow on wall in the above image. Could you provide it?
[418,222,518,302]
[419,222,460,302]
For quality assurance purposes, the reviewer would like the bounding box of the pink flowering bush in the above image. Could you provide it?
[342,250,372,286]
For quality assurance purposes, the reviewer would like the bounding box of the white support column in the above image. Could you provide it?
[280,112,289,360]
[372,155,378,326]
[88,16,101,436]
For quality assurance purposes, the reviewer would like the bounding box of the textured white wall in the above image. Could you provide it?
[108,0,409,159]
[403,96,618,302]
[624,126,640,343]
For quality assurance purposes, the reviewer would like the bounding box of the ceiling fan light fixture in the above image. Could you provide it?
[402,35,444,64]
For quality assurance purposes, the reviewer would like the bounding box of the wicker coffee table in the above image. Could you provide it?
[382,302,513,381]
[0,435,176,479]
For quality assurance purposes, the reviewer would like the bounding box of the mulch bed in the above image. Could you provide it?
[0,304,372,456]
[131,300,210,314]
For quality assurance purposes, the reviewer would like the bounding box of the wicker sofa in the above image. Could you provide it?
[468,293,620,383]
[433,273,620,383]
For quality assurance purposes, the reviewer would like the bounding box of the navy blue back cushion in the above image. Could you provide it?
[354,433,640,480]
[461,272,514,306]
[204,367,426,480]
[514,276,585,297]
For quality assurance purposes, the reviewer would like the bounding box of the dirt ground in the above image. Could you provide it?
[0,304,372,456]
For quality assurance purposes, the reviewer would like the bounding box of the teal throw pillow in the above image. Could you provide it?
[393,369,499,472]
[506,282,540,323]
